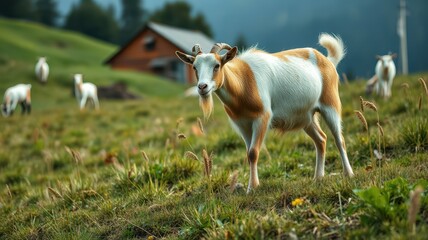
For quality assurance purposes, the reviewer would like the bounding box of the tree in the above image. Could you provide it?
[34,0,59,26]
[120,0,145,44]
[149,2,213,38]
[64,0,119,43]
[0,0,35,20]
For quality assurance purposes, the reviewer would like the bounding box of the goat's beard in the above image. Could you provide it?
[199,94,213,119]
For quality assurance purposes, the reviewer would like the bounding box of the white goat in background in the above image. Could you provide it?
[2,84,32,117]
[35,57,49,84]
[366,53,397,98]
[74,74,100,110]
[176,33,354,193]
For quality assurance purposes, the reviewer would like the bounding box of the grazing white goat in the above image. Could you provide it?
[176,33,354,193]
[35,57,49,84]
[366,53,397,98]
[1,84,32,117]
[74,74,100,110]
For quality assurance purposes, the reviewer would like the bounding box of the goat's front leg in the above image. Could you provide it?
[80,94,88,110]
[387,80,393,98]
[20,102,27,115]
[9,99,18,116]
[247,112,271,193]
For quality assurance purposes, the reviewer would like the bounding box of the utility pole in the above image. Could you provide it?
[398,0,408,75]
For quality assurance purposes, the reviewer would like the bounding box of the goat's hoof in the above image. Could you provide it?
[345,172,355,178]
[313,175,325,181]
[246,184,259,194]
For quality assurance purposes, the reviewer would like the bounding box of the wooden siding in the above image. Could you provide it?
[108,28,196,84]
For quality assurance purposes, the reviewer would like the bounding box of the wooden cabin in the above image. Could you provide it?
[104,22,215,84]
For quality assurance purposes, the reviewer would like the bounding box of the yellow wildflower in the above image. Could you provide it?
[291,198,304,207]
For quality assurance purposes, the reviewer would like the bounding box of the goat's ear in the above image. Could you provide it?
[375,55,382,60]
[175,51,195,65]
[221,46,238,65]
[390,53,397,59]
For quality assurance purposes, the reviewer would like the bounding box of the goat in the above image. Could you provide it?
[74,74,100,110]
[366,53,397,98]
[35,57,49,84]
[176,33,354,193]
[1,84,32,117]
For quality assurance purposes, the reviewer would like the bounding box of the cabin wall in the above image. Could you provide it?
[108,28,196,84]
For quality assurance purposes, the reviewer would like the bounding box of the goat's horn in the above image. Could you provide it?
[192,44,203,56]
[210,43,232,53]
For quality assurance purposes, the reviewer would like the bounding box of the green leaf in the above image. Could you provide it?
[354,187,388,211]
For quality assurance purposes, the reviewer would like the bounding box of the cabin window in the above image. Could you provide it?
[143,36,156,51]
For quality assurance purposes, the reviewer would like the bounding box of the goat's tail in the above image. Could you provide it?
[319,33,345,67]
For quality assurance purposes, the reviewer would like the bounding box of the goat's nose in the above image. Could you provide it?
[198,83,208,90]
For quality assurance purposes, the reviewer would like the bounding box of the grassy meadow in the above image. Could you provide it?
[1,18,428,239]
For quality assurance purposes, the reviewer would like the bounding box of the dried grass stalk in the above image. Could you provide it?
[401,83,409,89]
[164,138,170,149]
[141,151,150,161]
[128,164,135,178]
[359,96,365,112]
[209,151,214,173]
[408,186,423,234]
[177,133,187,140]
[202,149,210,176]
[197,117,205,134]
[48,187,62,199]
[113,161,125,172]
[363,101,378,112]
[184,151,199,161]
[354,110,368,131]
[176,117,184,128]
[229,170,239,193]
[419,78,428,96]
[418,95,422,111]
[65,146,82,163]
[377,122,384,137]
[6,184,12,198]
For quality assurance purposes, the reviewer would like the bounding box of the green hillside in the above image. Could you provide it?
[0,18,184,109]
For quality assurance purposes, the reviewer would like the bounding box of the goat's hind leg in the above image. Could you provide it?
[26,102,31,114]
[304,116,327,179]
[320,106,354,177]
[93,95,100,110]
[20,102,27,115]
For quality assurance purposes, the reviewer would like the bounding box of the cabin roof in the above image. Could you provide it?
[148,22,215,54]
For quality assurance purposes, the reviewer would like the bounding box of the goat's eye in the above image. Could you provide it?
[214,64,220,72]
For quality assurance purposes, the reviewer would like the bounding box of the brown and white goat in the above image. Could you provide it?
[176,33,354,192]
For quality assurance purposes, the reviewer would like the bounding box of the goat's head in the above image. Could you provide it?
[176,43,238,118]
[1,103,7,117]
[376,53,397,67]
[74,74,83,85]
[176,43,238,96]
